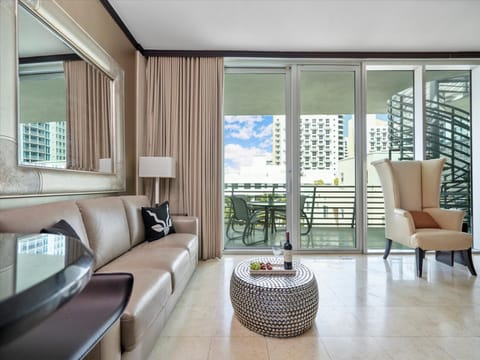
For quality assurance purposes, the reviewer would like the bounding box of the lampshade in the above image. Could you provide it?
[98,158,113,173]
[139,157,176,178]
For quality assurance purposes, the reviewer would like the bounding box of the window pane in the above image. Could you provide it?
[299,71,356,250]
[223,72,286,249]
[18,69,67,169]
[425,70,471,231]
[366,70,414,250]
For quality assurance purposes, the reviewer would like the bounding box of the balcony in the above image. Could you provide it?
[224,183,389,250]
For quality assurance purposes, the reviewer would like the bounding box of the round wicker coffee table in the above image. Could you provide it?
[230,258,318,337]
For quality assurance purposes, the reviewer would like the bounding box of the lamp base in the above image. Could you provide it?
[154,177,160,206]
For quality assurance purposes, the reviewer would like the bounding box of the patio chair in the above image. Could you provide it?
[271,195,312,235]
[372,158,476,277]
[225,195,265,245]
[225,195,246,236]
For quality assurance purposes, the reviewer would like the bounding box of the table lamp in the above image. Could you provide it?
[139,156,176,205]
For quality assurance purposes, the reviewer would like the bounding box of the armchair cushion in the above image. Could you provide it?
[409,211,440,229]
[423,208,464,231]
[412,229,472,250]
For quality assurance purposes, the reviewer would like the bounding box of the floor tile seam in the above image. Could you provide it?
[319,336,395,360]
[311,336,334,360]
[207,336,268,360]
[316,335,431,338]
[371,336,454,360]
[205,336,215,360]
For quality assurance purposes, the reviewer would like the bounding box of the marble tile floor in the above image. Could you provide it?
[149,254,480,360]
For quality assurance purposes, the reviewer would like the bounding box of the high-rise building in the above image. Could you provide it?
[347,114,389,156]
[366,115,389,153]
[19,121,67,168]
[272,115,345,175]
[272,116,286,166]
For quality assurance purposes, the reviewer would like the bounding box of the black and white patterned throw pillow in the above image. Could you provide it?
[141,201,176,241]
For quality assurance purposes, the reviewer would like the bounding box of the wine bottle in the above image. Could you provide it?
[283,231,293,270]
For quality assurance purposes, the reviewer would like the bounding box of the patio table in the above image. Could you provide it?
[249,202,286,242]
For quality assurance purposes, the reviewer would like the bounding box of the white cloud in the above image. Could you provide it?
[224,115,264,124]
[224,115,269,140]
[232,127,255,140]
[224,123,242,131]
[254,123,272,139]
[224,143,270,169]
[259,138,272,151]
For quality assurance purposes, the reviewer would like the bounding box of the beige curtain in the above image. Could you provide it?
[144,57,224,260]
[64,60,111,171]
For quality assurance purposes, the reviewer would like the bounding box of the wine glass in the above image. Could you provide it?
[272,243,283,264]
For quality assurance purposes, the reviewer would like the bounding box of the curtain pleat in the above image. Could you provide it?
[64,60,111,171]
[144,56,224,260]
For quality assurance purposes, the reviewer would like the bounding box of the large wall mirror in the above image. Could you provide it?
[18,4,114,172]
[0,0,125,196]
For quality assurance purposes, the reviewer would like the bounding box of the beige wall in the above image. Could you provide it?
[56,0,138,195]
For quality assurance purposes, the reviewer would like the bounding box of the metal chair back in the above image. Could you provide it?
[230,196,251,222]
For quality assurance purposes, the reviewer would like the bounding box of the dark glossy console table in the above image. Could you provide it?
[0,233,133,359]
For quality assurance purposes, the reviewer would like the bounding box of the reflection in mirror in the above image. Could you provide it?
[18,5,113,173]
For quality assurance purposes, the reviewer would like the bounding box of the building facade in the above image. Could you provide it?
[19,121,67,168]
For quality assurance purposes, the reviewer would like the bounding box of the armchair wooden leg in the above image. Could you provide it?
[415,248,425,277]
[455,248,477,276]
[383,239,392,259]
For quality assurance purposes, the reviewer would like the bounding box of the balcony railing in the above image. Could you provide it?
[224,183,385,229]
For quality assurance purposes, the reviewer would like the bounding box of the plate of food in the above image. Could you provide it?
[249,261,296,275]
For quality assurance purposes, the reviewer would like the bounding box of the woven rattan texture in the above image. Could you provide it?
[230,259,319,337]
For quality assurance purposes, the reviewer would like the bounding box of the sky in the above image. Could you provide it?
[224,115,273,172]
[224,114,387,172]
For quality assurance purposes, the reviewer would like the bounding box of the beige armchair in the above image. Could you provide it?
[372,158,476,277]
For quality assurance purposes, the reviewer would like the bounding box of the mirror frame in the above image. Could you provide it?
[0,0,125,197]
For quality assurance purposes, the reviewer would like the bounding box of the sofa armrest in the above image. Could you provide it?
[171,216,198,236]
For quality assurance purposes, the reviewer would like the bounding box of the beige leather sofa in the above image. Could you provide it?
[0,195,198,360]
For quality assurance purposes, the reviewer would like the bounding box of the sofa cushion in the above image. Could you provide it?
[41,219,80,239]
[141,201,176,241]
[104,245,190,292]
[77,197,131,270]
[171,216,198,235]
[145,233,198,261]
[0,200,90,247]
[96,267,171,352]
[120,195,150,247]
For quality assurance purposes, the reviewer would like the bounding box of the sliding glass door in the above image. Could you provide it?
[425,70,472,232]
[223,66,361,251]
[223,69,287,249]
[296,67,359,250]
[365,66,474,250]
[365,69,414,251]
[223,61,478,252]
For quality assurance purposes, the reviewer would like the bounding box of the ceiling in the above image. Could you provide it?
[107,0,480,52]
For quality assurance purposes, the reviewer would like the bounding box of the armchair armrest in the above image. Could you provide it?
[423,208,464,231]
[393,208,410,218]
[386,208,416,245]
[171,216,199,236]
